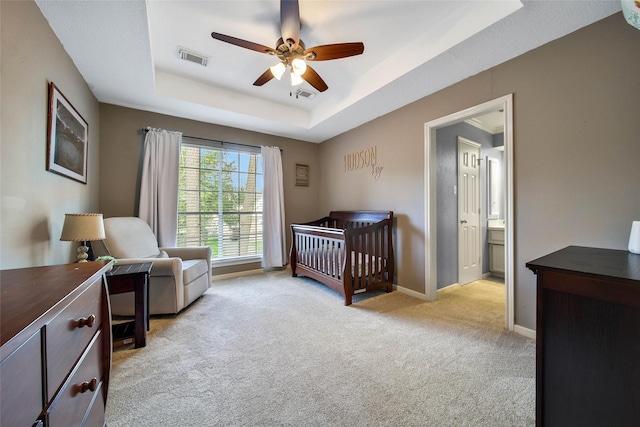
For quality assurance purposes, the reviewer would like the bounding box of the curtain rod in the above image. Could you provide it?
[138,128,282,153]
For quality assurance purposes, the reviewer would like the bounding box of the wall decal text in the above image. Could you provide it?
[344,146,383,180]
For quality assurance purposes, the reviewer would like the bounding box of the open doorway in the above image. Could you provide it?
[424,94,514,330]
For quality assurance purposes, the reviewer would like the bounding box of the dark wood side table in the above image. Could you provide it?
[527,246,640,427]
[106,262,153,348]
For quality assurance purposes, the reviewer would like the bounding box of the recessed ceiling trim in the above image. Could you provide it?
[465,118,504,135]
[34,0,622,143]
[155,70,311,128]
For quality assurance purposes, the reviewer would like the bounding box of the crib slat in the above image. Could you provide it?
[366,231,372,285]
[373,228,378,282]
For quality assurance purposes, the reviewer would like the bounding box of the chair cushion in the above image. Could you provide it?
[102,217,161,259]
[182,259,209,284]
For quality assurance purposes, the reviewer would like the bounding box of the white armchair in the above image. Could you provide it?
[92,217,211,316]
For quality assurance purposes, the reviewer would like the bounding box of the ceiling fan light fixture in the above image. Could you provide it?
[210,0,364,93]
[290,72,304,86]
[291,58,307,75]
[270,62,286,80]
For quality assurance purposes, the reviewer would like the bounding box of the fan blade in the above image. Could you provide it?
[304,43,365,61]
[253,69,275,86]
[211,32,277,55]
[280,0,300,48]
[302,65,328,92]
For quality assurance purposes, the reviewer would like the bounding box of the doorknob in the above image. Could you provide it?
[460,220,467,224]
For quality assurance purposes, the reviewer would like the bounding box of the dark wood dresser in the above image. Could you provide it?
[0,262,112,427]
[526,246,640,427]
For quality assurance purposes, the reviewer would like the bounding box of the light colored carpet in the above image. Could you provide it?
[105,270,534,426]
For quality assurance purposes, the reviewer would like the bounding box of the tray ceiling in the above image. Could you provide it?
[35,1,621,143]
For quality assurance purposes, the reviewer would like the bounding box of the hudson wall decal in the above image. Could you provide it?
[344,146,383,180]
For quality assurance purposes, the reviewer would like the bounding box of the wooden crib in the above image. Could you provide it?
[290,211,395,305]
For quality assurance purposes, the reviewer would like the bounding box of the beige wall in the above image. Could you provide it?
[98,104,320,274]
[0,0,101,269]
[2,1,638,331]
[319,13,640,330]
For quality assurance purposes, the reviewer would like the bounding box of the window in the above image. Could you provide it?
[178,141,263,262]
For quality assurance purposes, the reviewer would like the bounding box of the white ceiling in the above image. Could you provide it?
[467,110,505,135]
[35,1,621,143]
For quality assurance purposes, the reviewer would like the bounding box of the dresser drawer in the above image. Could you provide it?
[0,330,43,427]
[45,277,103,401]
[81,381,106,427]
[46,330,104,427]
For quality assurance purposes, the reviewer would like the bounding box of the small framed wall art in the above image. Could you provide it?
[295,163,309,186]
[46,82,89,184]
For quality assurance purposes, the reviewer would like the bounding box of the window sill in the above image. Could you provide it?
[211,256,262,268]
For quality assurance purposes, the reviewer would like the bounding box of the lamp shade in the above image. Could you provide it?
[622,0,640,30]
[60,213,106,242]
[291,58,307,76]
[290,72,304,86]
[270,62,286,80]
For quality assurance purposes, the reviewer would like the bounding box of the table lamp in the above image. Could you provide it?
[60,213,106,262]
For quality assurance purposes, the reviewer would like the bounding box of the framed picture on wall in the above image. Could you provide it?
[46,82,89,184]
[295,164,309,186]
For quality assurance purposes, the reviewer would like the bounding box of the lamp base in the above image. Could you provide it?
[77,244,89,262]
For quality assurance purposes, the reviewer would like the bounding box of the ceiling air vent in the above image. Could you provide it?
[178,47,209,67]
[295,89,316,99]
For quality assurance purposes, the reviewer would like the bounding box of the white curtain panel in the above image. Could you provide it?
[261,146,287,267]
[139,127,182,247]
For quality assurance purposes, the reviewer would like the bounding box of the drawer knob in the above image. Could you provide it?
[79,378,98,393]
[75,314,96,328]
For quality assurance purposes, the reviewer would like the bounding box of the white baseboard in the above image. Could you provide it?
[395,285,429,301]
[437,283,460,292]
[513,324,536,340]
[212,268,264,281]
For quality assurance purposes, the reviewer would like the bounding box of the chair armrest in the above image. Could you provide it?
[161,246,211,261]
[161,247,212,286]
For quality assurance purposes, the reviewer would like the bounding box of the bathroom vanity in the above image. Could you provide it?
[488,219,505,277]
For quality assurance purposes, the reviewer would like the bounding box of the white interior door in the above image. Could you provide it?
[457,137,482,286]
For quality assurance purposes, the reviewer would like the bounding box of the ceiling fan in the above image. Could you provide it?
[210,0,364,93]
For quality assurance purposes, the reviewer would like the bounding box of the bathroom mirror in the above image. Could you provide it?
[487,157,501,219]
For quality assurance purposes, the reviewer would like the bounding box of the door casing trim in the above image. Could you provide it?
[423,94,514,330]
